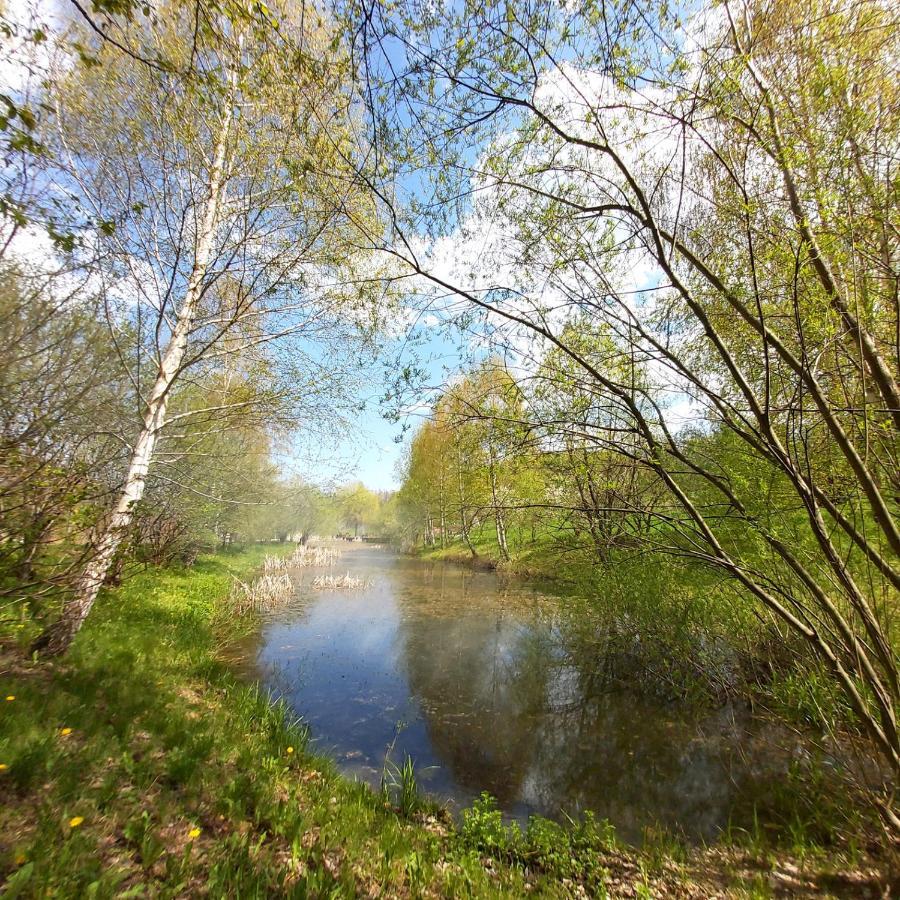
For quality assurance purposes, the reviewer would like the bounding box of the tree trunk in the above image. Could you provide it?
[460,509,477,558]
[456,450,477,558]
[488,446,509,561]
[494,504,509,561]
[32,96,234,657]
[439,471,446,549]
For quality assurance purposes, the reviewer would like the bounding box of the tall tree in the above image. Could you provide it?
[338,482,380,536]
[351,0,900,796]
[29,0,376,654]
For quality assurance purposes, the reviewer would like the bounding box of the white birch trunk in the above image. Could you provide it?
[438,469,446,549]
[488,445,509,561]
[36,96,234,655]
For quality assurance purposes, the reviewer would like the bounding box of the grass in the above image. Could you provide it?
[0,547,607,897]
[0,546,892,897]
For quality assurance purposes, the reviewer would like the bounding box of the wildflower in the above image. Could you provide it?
[286,746,294,755]
[0,764,8,772]
[5,695,14,702]
[60,727,73,736]
[14,853,26,866]
[69,816,84,828]
[188,827,201,840]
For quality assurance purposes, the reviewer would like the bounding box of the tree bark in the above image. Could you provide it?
[456,448,477,558]
[439,470,446,549]
[488,445,509,561]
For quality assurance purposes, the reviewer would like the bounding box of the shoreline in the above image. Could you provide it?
[0,547,894,896]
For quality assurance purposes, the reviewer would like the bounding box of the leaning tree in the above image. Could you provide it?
[22,0,379,654]
[347,0,900,802]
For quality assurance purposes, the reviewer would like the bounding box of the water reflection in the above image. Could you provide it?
[234,545,792,843]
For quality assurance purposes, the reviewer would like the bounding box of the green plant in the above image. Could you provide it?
[460,793,517,857]
[641,824,688,874]
[123,811,165,871]
[381,753,424,817]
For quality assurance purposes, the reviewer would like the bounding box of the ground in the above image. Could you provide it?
[0,547,894,897]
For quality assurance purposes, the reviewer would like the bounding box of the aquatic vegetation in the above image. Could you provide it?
[263,545,342,574]
[380,754,425,817]
[311,572,372,590]
[228,573,293,613]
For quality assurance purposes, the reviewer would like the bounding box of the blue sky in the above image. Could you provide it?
[291,319,467,492]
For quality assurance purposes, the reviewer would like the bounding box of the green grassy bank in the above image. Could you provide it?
[0,548,892,897]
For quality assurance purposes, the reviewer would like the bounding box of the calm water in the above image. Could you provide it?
[230,545,797,843]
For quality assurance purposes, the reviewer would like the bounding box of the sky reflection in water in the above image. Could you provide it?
[234,546,792,844]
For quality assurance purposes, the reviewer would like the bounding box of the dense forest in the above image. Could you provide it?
[1,0,898,894]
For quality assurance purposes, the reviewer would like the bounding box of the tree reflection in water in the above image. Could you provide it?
[239,546,800,844]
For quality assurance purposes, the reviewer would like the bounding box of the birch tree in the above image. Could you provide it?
[30,0,376,654]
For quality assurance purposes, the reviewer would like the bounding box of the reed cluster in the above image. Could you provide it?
[263,546,341,573]
[229,573,294,613]
[311,572,371,590]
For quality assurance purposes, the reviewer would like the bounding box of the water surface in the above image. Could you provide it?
[231,544,795,844]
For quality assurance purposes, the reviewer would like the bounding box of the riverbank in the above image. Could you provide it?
[0,549,892,896]
[417,531,871,720]
[416,536,898,851]
[415,528,646,588]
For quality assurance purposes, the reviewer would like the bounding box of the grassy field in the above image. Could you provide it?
[0,547,892,897]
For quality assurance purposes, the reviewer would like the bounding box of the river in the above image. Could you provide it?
[229,543,802,844]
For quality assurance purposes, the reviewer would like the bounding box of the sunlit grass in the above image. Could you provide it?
[0,546,888,896]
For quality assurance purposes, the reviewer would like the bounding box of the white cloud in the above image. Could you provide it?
[382,60,717,434]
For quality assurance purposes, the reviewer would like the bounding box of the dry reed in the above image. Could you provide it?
[311,572,372,590]
[263,546,341,574]
[229,573,294,613]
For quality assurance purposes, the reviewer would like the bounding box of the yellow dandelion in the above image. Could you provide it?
[286,746,294,755]
[188,827,201,840]
[5,695,14,701]
[0,763,8,771]
[69,816,84,828]
[60,727,73,736]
